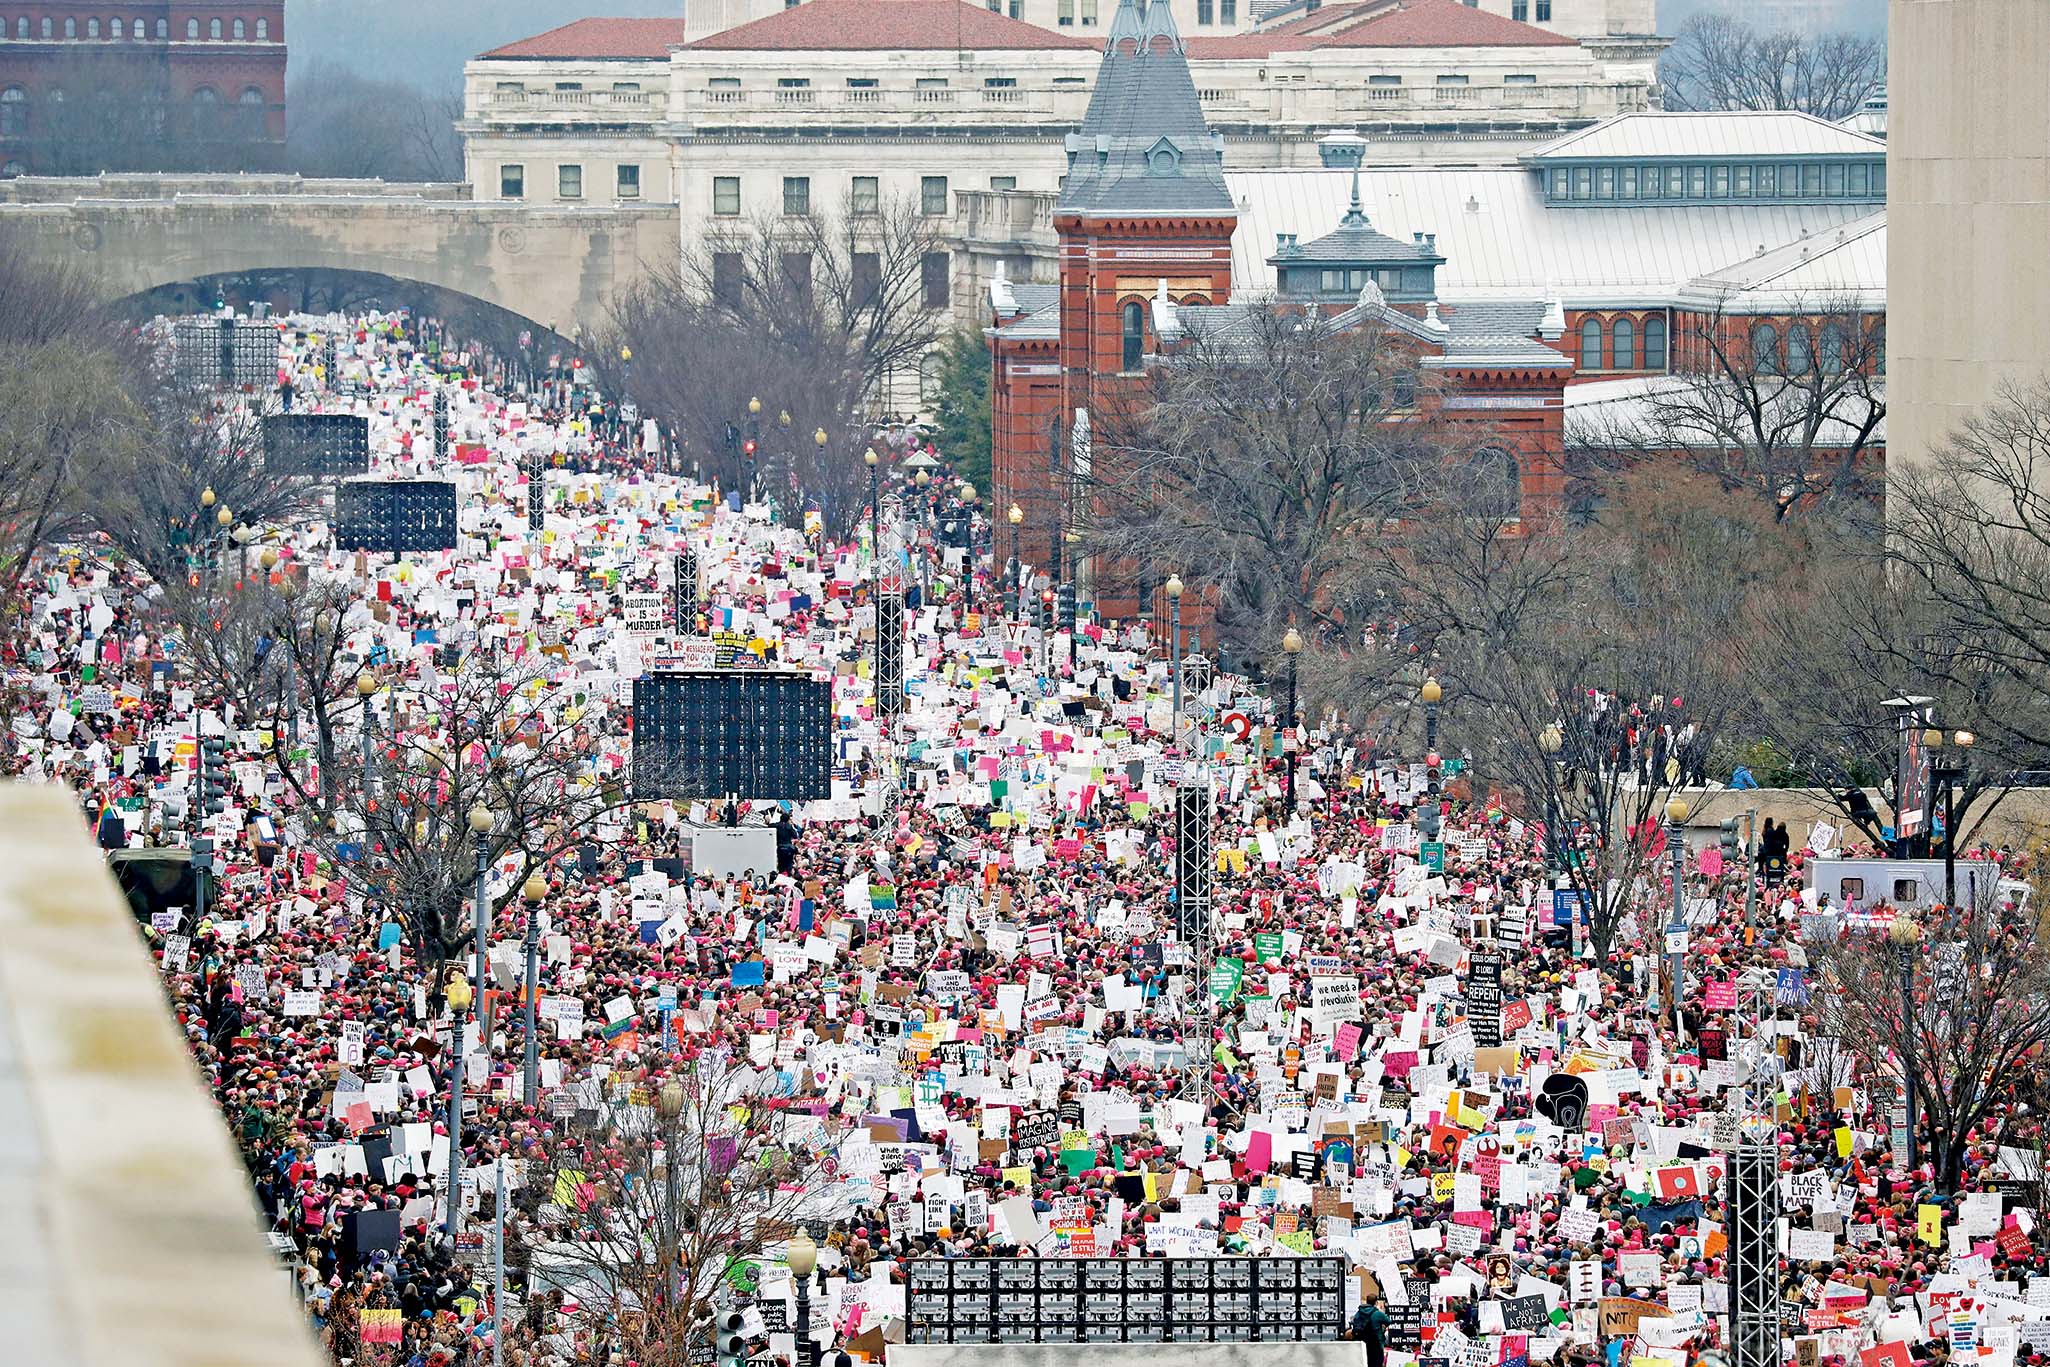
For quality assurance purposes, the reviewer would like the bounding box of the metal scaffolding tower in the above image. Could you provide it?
[876,586,905,720]
[1727,1133,1782,1367]
[673,549,699,636]
[1174,774,1214,1107]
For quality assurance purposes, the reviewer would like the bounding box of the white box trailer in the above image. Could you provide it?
[1805,857,2024,913]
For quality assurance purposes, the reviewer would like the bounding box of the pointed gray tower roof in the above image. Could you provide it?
[1056,0,1237,219]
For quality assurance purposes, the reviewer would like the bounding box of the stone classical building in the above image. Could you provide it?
[461,0,1884,437]
[460,0,1663,224]
[683,0,1659,44]
[0,1,286,175]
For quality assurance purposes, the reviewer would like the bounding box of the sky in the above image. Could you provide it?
[286,0,684,90]
[284,0,1889,93]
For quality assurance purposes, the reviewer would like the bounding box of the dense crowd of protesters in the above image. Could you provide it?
[17,312,2050,1367]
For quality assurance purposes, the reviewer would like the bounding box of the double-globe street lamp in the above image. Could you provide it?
[1282,627,1303,808]
[1922,726,1976,910]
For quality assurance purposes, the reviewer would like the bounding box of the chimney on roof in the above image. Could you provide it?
[1276,232,1300,255]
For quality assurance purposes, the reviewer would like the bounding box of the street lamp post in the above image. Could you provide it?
[1889,913,1922,1172]
[655,1080,684,1311]
[443,966,473,1240]
[357,671,380,837]
[232,523,254,582]
[1927,728,1975,909]
[864,448,881,568]
[1665,797,1690,1046]
[1282,628,1302,808]
[789,1230,820,1367]
[1541,723,1577,956]
[520,872,546,1106]
[1007,503,1023,617]
[960,482,979,619]
[215,503,234,580]
[914,469,931,600]
[1166,575,1184,748]
[469,803,492,1030]
[1420,676,1442,840]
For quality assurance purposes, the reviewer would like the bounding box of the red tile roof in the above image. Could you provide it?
[1187,0,1577,58]
[689,0,1100,50]
[481,17,690,60]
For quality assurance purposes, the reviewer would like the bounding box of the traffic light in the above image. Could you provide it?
[1056,582,1076,633]
[1720,817,1741,861]
[723,421,741,453]
[714,1309,748,1367]
[1037,588,1054,633]
[200,734,229,817]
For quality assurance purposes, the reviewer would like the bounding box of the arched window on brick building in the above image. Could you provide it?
[1750,323,1779,375]
[209,18,222,39]
[0,87,24,138]
[256,18,269,39]
[1644,315,1667,370]
[1785,323,1811,375]
[1818,323,1846,377]
[1612,316,1634,370]
[1121,300,1145,372]
[186,18,198,38]
[1579,317,1602,370]
[237,86,265,137]
[232,18,245,39]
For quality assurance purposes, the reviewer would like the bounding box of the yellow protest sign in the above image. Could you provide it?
[1918,1203,1943,1248]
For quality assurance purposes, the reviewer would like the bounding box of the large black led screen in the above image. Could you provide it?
[631,671,831,802]
[264,413,371,477]
[333,479,459,554]
[172,318,278,389]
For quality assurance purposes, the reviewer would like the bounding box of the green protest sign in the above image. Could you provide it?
[1209,957,1244,1002]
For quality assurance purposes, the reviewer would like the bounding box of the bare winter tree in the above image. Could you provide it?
[604,194,951,530]
[1886,379,2050,765]
[0,231,152,618]
[154,570,367,806]
[1813,894,2050,1191]
[1737,535,2046,850]
[1660,12,1887,122]
[1568,300,1884,524]
[1387,464,1768,960]
[286,62,463,181]
[86,387,317,590]
[0,340,148,611]
[1080,307,1455,659]
[500,1056,835,1367]
[280,650,626,1006]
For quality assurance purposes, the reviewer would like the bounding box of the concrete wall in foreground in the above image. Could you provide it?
[1887,0,2050,466]
[0,782,325,1367]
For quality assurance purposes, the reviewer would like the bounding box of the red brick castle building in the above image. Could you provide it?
[0,1,286,175]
